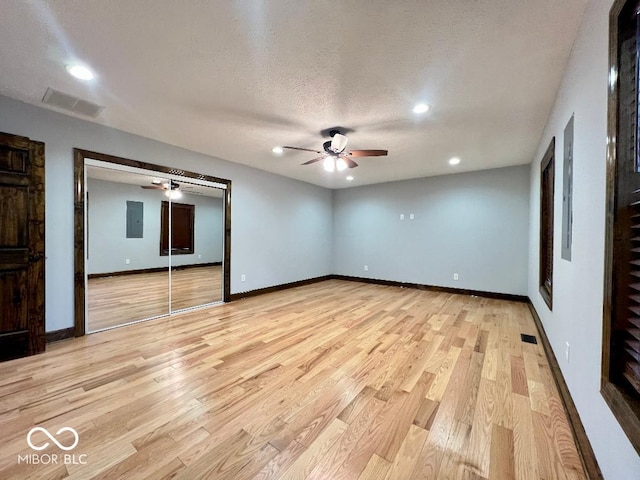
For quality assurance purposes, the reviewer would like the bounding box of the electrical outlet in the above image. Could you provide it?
[241,274,246,282]
[125,258,131,265]
[400,214,405,220]
[453,273,459,281]
[409,213,415,220]
[364,265,369,272]
[565,342,570,363]
[198,254,202,259]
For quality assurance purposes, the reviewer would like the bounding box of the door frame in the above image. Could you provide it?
[73,148,231,337]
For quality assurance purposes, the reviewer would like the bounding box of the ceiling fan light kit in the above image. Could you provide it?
[282,128,388,173]
[165,189,182,199]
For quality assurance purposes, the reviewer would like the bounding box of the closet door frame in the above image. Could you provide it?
[73,149,231,337]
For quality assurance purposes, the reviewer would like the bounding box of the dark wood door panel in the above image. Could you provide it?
[26,141,45,355]
[0,144,28,175]
[0,132,45,359]
[0,330,29,361]
[0,249,29,269]
[0,185,28,247]
[0,270,28,332]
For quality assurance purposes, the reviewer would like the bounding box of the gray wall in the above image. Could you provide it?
[87,178,223,274]
[527,0,640,477]
[0,94,333,332]
[333,165,530,295]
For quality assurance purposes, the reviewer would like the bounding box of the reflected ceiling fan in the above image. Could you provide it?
[141,179,179,191]
[141,180,183,199]
[283,129,388,172]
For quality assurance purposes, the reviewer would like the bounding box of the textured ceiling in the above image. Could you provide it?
[0,0,587,188]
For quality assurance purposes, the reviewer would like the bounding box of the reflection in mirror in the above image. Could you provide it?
[170,182,224,311]
[86,166,170,331]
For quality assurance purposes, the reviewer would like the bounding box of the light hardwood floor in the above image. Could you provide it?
[87,265,223,331]
[0,280,585,479]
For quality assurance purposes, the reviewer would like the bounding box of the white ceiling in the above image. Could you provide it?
[0,1,587,189]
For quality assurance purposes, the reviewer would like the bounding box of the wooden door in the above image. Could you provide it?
[0,132,45,361]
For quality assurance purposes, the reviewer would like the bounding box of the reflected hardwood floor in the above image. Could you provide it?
[87,265,223,331]
[0,280,585,479]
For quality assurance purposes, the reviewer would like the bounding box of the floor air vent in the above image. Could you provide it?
[520,334,538,344]
[42,87,104,118]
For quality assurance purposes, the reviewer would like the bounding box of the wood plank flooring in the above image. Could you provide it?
[88,265,222,331]
[0,280,585,479]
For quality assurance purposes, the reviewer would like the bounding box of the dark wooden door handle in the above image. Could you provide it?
[29,253,42,262]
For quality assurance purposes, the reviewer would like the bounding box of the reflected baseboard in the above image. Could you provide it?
[88,262,222,279]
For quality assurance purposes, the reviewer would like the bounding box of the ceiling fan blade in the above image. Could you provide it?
[141,185,165,190]
[301,156,325,165]
[283,146,324,154]
[348,149,388,157]
[341,156,358,168]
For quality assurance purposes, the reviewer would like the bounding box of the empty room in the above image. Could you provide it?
[0,1,638,479]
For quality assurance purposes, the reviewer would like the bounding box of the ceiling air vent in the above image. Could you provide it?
[42,87,104,118]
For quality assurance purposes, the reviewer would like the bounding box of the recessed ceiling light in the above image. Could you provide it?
[271,146,284,154]
[449,157,461,165]
[346,176,354,181]
[66,64,95,81]
[413,103,430,114]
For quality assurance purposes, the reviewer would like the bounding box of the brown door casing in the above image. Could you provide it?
[0,132,45,361]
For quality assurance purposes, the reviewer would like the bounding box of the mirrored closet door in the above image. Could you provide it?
[85,162,227,333]
[86,166,170,331]
[169,182,224,312]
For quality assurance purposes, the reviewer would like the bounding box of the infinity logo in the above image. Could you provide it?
[27,427,79,451]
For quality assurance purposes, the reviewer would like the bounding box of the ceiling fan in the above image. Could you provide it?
[141,180,183,199]
[141,179,179,190]
[282,129,388,172]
